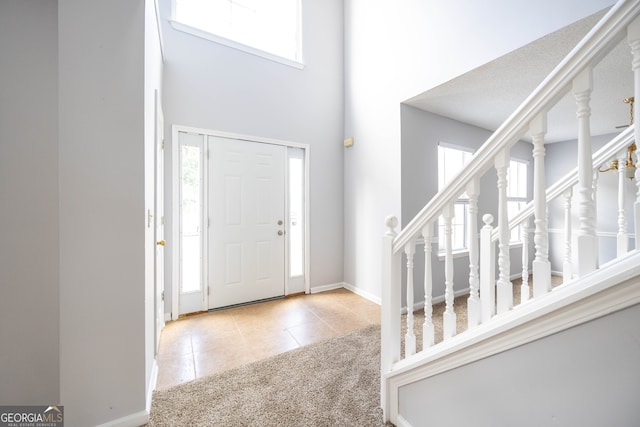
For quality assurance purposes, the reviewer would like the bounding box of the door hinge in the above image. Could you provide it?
[161,139,165,150]
[161,291,165,301]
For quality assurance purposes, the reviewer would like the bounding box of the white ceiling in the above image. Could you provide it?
[404,9,634,143]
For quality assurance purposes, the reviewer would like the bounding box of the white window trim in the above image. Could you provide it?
[169,20,305,70]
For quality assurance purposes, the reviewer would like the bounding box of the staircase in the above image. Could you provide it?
[381,1,640,425]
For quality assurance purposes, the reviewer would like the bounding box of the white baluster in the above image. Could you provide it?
[467,177,480,329]
[573,68,597,276]
[530,114,551,296]
[422,224,434,349]
[495,149,512,314]
[617,150,629,257]
[628,17,640,245]
[404,242,416,357]
[442,204,456,339]
[480,214,495,322]
[563,188,573,283]
[520,218,530,304]
[593,169,599,260]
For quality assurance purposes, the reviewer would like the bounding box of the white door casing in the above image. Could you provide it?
[154,91,165,351]
[209,136,286,308]
[172,126,309,317]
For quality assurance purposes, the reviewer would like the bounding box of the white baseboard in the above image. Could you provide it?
[396,415,414,427]
[310,282,346,294]
[310,282,382,305]
[94,359,158,427]
[147,358,158,411]
[95,410,149,427]
[164,312,172,322]
[343,282,382,305]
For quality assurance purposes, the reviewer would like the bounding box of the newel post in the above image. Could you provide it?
[381,215,400,422]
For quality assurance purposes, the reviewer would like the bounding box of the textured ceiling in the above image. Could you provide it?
[404,9,634,143]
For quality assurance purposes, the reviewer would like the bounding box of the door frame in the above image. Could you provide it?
[171,125,310,320]
[154,90,165,351]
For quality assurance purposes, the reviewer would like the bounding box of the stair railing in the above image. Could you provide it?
[381,0,640,423]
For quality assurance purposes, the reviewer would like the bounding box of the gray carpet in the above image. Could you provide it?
[149,324,393,426]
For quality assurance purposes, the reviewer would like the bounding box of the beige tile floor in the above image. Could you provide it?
[156,288,381,390]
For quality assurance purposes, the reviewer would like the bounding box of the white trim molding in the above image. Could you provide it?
[344,282,382,305]
[147,359,159,412]
[310,282,383,306]
[396,415,414,427]
[309,282,345,294]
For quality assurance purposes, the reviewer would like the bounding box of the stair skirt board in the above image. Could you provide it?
[386,251,640,423]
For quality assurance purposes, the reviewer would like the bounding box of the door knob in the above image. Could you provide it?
[277,231,284,236]
[156,240,166,246]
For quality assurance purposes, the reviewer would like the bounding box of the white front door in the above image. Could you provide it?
[208,136,286,308]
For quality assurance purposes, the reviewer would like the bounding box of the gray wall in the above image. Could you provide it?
[0,0,60,404]
[343,0,616,301]
[158,0,345,312]
[546,133,637,272]
[1,1,154,423]
[399,302,640,426]
[59,0,149,424]
[401,105,534,301]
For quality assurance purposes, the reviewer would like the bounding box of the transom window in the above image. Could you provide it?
[173,0,302,66]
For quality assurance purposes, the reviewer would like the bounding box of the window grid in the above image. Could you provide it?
[507,159,528,243]
[437,144,473,252]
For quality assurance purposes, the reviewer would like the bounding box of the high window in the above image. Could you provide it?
[437,144,529,251]
[438,144,473,251]
[507,159,528,242]
[173,0,303,66]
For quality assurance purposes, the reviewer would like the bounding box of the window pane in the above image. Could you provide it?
[438,145,473,190]
[438,203,468,251]
[289,157,304,277]
[437,144,473,251]
[181,145,203,294]
[508,201,525,243]
[452,203,467,250]
[508,159,527,198]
